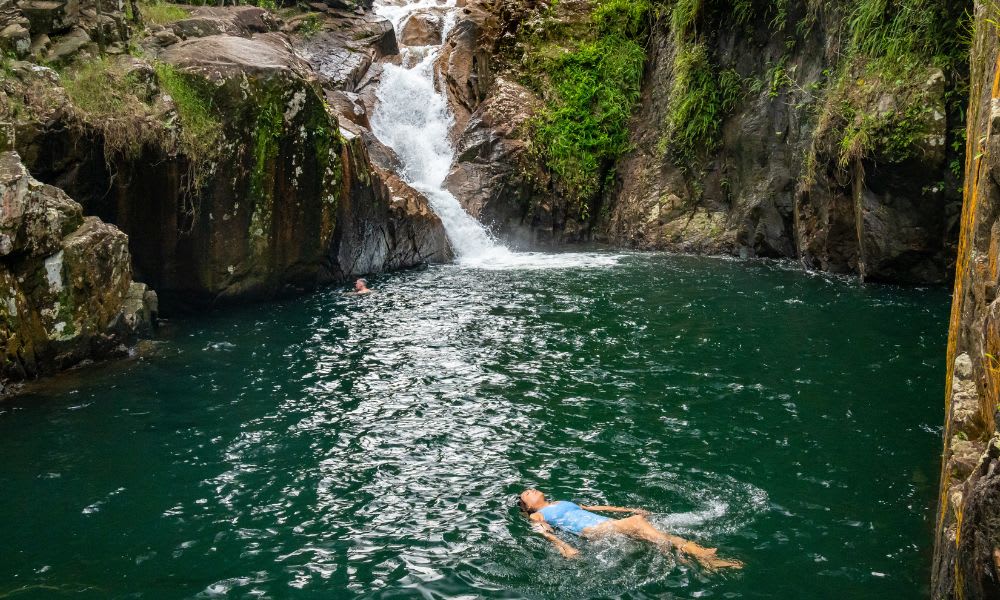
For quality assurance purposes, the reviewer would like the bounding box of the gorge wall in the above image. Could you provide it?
[932,2,1000,597]
[441,0,969,284]
[0,0,452,382]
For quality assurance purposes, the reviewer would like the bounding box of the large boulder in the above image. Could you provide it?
[0,151,155,382]
[12,21,448,309]
[295,10,397,92]
[444,77,561,247]
[399,9,442,46]
[154,33,344,303]
[434,2,494,139]
[168,6,280,40]
[331,129,451,277]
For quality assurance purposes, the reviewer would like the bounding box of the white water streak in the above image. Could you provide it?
[370,0,623,270]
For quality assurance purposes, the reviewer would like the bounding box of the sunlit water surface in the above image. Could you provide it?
[0,254,947,598]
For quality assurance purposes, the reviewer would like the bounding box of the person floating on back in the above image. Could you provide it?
[517,489,742,569]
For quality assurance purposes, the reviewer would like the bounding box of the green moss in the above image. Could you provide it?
[248,91,284,255]
[153,62,222,179]
[522,0,651,215]
[140,1,188,25]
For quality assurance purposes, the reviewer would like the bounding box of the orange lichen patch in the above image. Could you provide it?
[988,221,1000,286]
[983,304,1000,433]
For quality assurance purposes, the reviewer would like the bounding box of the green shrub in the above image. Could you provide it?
[803,0,969,182]
[525,0,651,215]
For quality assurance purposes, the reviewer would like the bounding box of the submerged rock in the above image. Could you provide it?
[0,151,155,381]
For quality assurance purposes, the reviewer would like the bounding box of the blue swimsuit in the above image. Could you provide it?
[539,501,610,535]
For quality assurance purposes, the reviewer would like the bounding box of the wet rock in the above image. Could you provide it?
[20,0,78,36]
[325,89,371,130]
[331,129,451,278]
[399,9,442,46]
[434,1,493,139]
[0,151,155,382]
[445,77,556,246]
[169,6,280,40]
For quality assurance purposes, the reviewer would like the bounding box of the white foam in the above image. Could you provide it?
[370,0,516,266]
[371,0,625,272]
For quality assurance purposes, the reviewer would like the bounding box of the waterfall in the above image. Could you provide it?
[369,0,621,270]
[370,0,511,264]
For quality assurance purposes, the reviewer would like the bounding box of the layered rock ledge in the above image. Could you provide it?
[0,151,155,383]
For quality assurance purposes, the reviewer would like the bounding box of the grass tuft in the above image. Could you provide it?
[140,1,188,25]
[61,57,162,162]
[153,62,222,174]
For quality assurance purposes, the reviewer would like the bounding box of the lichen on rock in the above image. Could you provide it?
[0,151,155,384]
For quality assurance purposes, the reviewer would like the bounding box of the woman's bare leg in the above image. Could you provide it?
[608,516,743,569]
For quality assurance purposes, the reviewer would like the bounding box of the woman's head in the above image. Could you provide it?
[518,489,546,513]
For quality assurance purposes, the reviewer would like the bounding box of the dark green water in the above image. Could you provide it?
[0,253,948,599]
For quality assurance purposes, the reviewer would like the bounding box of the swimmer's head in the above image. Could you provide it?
[355,278,368,291]
[518,489,546,514]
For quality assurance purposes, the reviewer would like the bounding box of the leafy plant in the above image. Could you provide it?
[153,62,222,175]
[525,0,651,215]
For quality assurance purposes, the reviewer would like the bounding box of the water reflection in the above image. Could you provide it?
[0,254,947,599]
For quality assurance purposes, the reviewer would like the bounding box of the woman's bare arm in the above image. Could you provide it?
[529,514,579,558]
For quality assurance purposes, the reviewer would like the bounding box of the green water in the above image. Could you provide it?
[0,253,948,599]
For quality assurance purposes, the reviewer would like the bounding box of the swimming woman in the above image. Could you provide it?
[517,489,742,569]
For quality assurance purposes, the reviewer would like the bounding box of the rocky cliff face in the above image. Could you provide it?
[932,2,1000,596]
[442,0,967,283]
[2,1,450,311]
[0,0,451,384]
[0,151,155,383]
[607,0,964,284]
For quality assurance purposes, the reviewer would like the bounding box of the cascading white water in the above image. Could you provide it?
[370,0,621,270]
[370,0,510,264]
